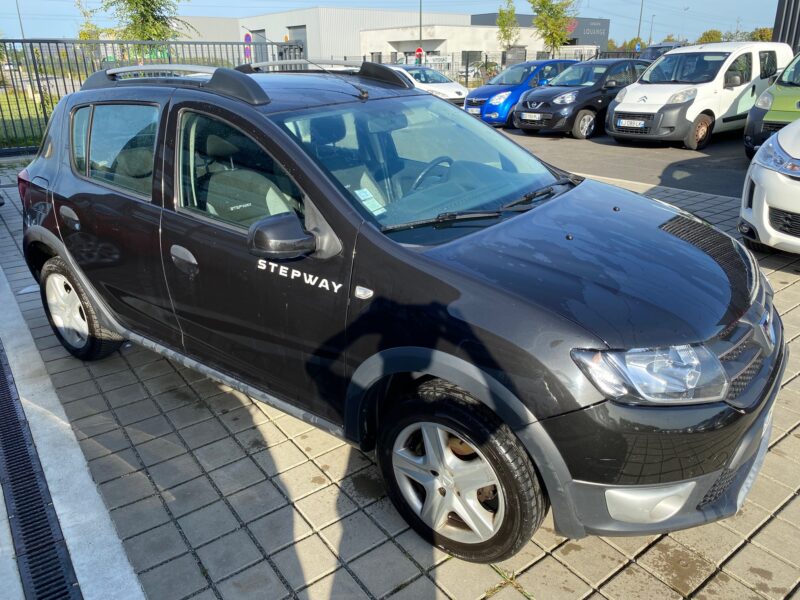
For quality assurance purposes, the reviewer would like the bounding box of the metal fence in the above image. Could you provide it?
[0,38,303,154]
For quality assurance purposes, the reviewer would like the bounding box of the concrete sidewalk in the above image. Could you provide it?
[0,157,798,600]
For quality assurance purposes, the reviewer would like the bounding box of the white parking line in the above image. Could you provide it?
[0,267,145,600]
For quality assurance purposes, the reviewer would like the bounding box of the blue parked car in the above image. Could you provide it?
[464,59,576,127]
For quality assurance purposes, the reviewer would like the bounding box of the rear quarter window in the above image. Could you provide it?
[87,104,159,197]
[71,106,91,173]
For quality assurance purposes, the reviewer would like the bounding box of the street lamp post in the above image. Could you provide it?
[649,14,655,45]
[15,0,25,38]
[636,0,644,41]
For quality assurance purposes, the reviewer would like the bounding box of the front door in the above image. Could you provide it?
[160,92,355,421]
[51,92,180,346]
[719,52,757,131]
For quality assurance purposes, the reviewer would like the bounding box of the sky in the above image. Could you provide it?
[0,0,780,44]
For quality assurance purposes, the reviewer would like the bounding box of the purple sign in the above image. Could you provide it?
[244,32,252,60]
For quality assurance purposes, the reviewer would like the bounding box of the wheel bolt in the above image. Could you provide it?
[438,487,446,496]
[430,470,439,477]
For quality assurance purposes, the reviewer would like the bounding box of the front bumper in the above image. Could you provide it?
[463,99,514,125]
[511,105,577,132]
[522,301,786,538]
[606,100,693,141]
[744,107,793,154]
[739,161,800,253]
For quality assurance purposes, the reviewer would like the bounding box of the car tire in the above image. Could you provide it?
[745,146,756,160]
[376,379,547,563]
[742,237,773,254]
[40,256,122,361]
[571,109,596,139]
[684,114,713,150]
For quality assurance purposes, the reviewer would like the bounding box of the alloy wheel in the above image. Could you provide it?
[579,114,595,137]
[45,273,89,349]
[391,422,505,544]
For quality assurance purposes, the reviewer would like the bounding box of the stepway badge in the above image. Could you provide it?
[257,260,343,294]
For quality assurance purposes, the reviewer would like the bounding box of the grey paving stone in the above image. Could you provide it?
[50,367,92,388]
[180,417,229,450]
[99,471,156,510]
[164,476,220,518]
[123,522,187,572]
[110,495,170,539]
[72,410,119,439]
[139,553,207,600]
[194,438,246,471]
[252,441,307,477]
[96,369,139,393]
[136,433,187,467]
[58,379,100,403]
[196,529,261,582]
[144,372,186,396]
[62,394,108,420]
[153,386,197,412]
[149,453,203,491]
[219,404,271,434]
[178,501,239,548]
[167,402,214,430]
[209,458,265,496]
[235,422,287,454]
[271,534,339,592]
[125,414,172,445]
[227,480,287,523]
[248,505,311,555]
[217,561,289,600]
[87,355,129,377]
[297,569,369,600]
[295,485,357,530]
[88,448,141,484]
[104,382,148,409]
[115,398,161,427]
[134,358,175,380]
[79,428,130,461]
[349,541,420,598]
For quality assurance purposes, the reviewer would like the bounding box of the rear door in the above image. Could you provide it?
[51,89,180,347]
[159,91,357,421]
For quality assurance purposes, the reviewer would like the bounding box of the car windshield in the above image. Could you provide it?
[548,63,608,86]
[271,95,556,241]
[779,54,800,85]
[641,52,729,84]
[406,67,452,84]
[488,63,535,85]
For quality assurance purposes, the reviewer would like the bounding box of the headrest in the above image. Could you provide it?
[206,134,240,159]
[114,148,153,178]
[310,115,347,146]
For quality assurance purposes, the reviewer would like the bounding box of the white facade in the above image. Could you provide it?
[180,8,469,59]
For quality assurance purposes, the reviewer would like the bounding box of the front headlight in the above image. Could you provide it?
[572,344,729,405]
[615,87,628,103]
[553,91,578,105]
[488,91,511,105]
[755,91,774,110]
[754,135,800,177]
[666,88,697,104]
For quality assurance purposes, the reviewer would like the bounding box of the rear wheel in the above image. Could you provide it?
[684,114,713,150]
[40,257,122,361]
[377,380,546,563]
[572,109,596,139]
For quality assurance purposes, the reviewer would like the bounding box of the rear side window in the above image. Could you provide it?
[87,104,159,197]
[759,51,777,79]
[71,107,91,173]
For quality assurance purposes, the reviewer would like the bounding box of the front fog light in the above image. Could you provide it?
[605,482,696,524]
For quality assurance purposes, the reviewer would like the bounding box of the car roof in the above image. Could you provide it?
[573,58,638,66]
[669,41,789,54]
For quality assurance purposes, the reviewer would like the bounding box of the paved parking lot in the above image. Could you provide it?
[0,157,799,600]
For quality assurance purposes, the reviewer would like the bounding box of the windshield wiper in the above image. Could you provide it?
[380,210,505,233]
[501,177,576,210]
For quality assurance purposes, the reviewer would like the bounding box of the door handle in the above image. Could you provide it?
[751,84,756,96]
[58,205,81,231]
[170,244,199,278]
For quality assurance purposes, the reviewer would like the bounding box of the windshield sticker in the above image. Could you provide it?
[257,260,343,294]
[354,188,386,216]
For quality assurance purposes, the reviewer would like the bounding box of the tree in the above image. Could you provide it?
[723,29,749,42]
[496,0,521,51]
[607,38,617,51]
[622,37,643,51]
[696,29,722,44]
[76,0,106,40]
[528,0,576,57]
[102,0,190,40]
[662,33,678,42]
[750,27,773,42]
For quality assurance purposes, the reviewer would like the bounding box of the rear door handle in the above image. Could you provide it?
[170,245,199,278]
[58,205,81,231]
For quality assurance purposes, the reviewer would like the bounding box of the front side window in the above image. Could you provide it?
[641,52,729,84]
[488,63,536,86]
[606,62,633,86]
[407,68,451,84]
[726,53,753,84]
[178,111,304,228]
[88,104,158,196]
[549,63,609,87]
[71,106,91,173]
[779,53,800,86]
[534,64,559,85]
[272,96,556,242]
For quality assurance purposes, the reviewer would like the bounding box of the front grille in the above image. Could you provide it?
[769,207,800,238]
[614,111,655,135]
[698,467,737,508]
[615,112,656,121]
[466,98,486,107]
[728,356,765,400]
[525,101,550,110]
[763,121,786,134]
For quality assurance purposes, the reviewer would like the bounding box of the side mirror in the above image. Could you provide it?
[247,212,316,260]
[603,80,619,89]
[536,78,548,86]
[725,72,743,88]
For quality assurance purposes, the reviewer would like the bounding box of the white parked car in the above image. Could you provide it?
[739,118,800,253]
[389,65,468,105]
[606,42,794,149]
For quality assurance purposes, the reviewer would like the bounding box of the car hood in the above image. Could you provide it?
[468,84,518,99]
[419,81,468,99]
[424,180,755,349]
[524,85,585,102]
[776,118,800,158]
[770,83,800,113]
[616,82,698,110]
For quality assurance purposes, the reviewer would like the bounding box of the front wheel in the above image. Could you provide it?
[742,236,773,254]
[377,380,547,563]
[571,109,597,139]
[684,114,713,150]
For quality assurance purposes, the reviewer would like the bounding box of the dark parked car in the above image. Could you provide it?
[639,42,683,61]
[512,58,650,138]
[19,61,785,564]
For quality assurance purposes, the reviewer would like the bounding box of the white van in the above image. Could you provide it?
[606,42,794,149]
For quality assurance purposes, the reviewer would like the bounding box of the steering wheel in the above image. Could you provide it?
[411,156,454,192]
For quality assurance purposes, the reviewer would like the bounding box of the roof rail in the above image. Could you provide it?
[236,59,414,90]
[80,64,271,105]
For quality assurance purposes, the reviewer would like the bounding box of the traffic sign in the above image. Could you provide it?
[635,41,642,52]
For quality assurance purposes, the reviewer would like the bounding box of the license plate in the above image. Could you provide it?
[618,118,645,128]
[467,107,481,115]
[521,112,543,121]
